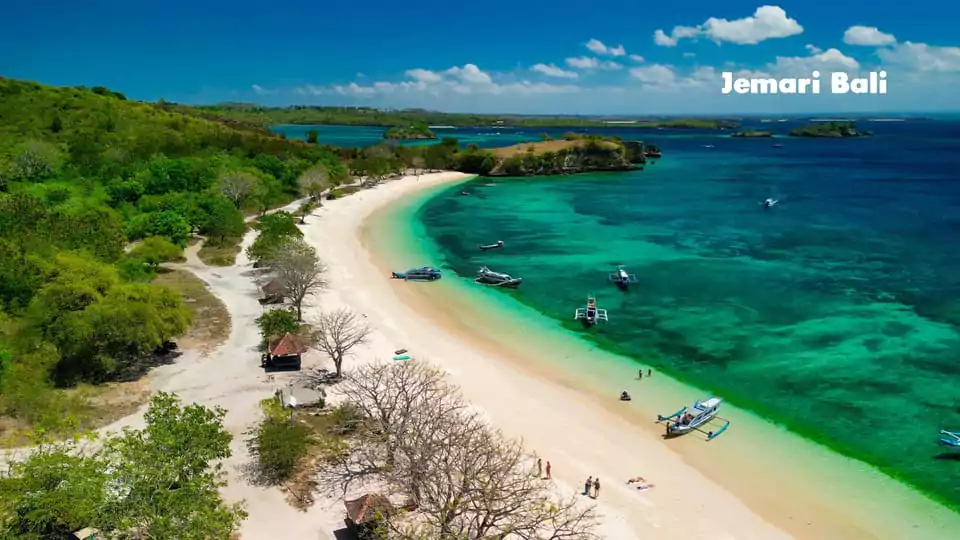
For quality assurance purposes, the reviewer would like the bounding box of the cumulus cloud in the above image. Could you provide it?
[843,26,896,46]
[770,48,860,75]
[805,44,822,54]
[877,42,960,72]
[629,54,645,62]
[586,38,626,56]
[531,63,579,78]
[629,64,677,85]
[405,68,443,83]
[654,5,803,46]
[565,56,623,70]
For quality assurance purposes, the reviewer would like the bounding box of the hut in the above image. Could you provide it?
[259,278,285,305]
[344,493,393,539]
[261,332,306,371]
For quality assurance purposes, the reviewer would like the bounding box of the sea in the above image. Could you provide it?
[274,119,960,510]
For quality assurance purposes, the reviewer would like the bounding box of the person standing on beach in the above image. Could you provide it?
[536,458,542,477]
[638,368,643,380]
[593,478,601,498]
[584,476,592,496]
[545,461,552,479]
[648,369,652,377]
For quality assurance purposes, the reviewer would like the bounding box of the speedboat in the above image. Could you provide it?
[391,267,442,281]
[657,397,730,440]
[479,240,504,251]
[475,266,522,288]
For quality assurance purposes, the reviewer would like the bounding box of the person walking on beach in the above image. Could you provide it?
[648,369,652,377]
[545,461,552,479]
[584,476,592,496]
[638,368,643,380]
[592,478,601,498]
[536,458,542,477]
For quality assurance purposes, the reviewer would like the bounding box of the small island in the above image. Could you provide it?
[383,123,437,140]
[731,130,773,138]
[789,121,871,138]
[451,133,647,177]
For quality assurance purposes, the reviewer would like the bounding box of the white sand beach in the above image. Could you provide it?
[15,171,956,539]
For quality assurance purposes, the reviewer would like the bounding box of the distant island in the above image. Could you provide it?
[731,130,773,138]
[450,133,646,177]
[789,122,871,138]
[383,123,436,140]
[180,104,740,130]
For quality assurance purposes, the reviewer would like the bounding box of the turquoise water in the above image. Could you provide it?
[413,121,960,510]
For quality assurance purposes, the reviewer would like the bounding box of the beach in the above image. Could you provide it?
[297,171,960,539]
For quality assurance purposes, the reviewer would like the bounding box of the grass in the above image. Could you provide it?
[197,236,243,266]
[153,268,231,354]
[490,139,619,158]
[332,185,361,198]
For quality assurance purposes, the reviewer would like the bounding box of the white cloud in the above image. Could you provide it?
[877,42,960,72]
[805,44,822,54]
[770,47,860,75]
[586,38,626,56]
[629,54,645,62]
[565,56,623,70]
[843,26,896,46]
[654,6,802,46]
[444,64,493,85]
[405,68,443,83]
[629,64,677,85]
[531,63,579,79]
[251,84,276,95]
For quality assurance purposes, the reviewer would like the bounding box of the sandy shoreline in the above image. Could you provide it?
[300,171,960,539]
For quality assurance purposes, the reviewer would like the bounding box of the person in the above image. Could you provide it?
[536,458,542,477]
[592,478,600,498]
[584,476,592,496]
[620,391,631,401]
[638,368,643,380]
[647,369,652,377]
[545,461,552,479]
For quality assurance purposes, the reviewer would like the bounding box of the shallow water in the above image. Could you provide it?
[413,121,960,508]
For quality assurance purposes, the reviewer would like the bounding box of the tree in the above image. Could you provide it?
[297,199,317,224]
[268,238,327,320]
[297,166,329,201]
[306,129,319,144]
[252,175,284,216]
[11,140,64,181]
[198,195,245,243]
[411,155,425,177]
[129,236,183,269]
[217,170,259,209]
[0,393,246,539]
[255,307,300,347]
[246,397,314,484]
[308,308,371,377]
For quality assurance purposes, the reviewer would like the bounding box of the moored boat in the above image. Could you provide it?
[574,295,608,325]
[643,144,662,158]
[657,397,730,440]
[475,266,522,288]
[391,266,442,281]
[608,265,638,289]
[940,430,960,448]
[479,240,504,251]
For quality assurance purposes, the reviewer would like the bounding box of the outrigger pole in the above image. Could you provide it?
[701,417,731,440]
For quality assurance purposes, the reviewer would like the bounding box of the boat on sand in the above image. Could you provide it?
[657,397,730,440]
[475,266,522,288]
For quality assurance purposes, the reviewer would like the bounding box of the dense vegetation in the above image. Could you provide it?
[0,78,347,434]
[383,122,436,140]
[731,130,773,138]
[789,121,871,138]
[183,104,740,130]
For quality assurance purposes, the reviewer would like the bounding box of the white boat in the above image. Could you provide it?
[608,265,638,289]
[761,198,778,208]
[475,266,522,288]
[657,397,730,440]
[574,295,608,325]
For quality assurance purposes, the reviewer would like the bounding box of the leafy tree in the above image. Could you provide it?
[297,199,317,224]
[246,397,314,484]
[125,210,192,245]
[252,174,284,216]
[197,195,245,243]
[298,165,329,200]
[129,236,184,269]
[306,129,319,144]
[11,140,64,181]
[255,307,300,346]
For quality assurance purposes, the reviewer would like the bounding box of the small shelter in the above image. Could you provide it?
[261,332,306,371]
[73,528,99,540]
[259,278,285,305]
[344,493,393,538]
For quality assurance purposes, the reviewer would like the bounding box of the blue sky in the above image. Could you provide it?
[3,0,960,114]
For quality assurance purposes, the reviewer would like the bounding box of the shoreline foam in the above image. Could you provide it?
[356,173,959,538]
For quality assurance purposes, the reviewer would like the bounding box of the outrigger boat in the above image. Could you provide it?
[608,265,638,289]
[475,266,523,288]
[391,266,442,281]
[761,198,778,209]
[656,396,730,440]
[940,430,960,448]
[479,240,504,251]
[574,295,608,325]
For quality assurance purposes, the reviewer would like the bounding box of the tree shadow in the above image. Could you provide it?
[933,452,960,461]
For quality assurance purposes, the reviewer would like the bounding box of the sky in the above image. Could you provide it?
[3,0,960,114]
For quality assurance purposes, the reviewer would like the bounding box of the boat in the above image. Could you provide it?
[574,295,608,325]
[772,143,784,148]
[940,430,960,448]
[761,198,778,209]
[479,240,504,251]
[656,397,730,440]
[475,266,523,288]
[391,267,442,281]
[643,145,662,158]
[702,144,715,148]
[608,265,638,289]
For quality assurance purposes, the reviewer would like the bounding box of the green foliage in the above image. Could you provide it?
[247,399,314,484]
[306,129,318,144]
[255,308,300,346]
[383,122,436,140]
[124,209,192,245]
[0,392,246,539]
[246,211,302,265]
[129,236,183,269]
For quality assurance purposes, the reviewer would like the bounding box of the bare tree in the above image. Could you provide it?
[298,165,329,201]
[308,308,372,377]
[218,171,260,209]
[318,361,599,539]
[269,238,327,320]
[411,155,425,178]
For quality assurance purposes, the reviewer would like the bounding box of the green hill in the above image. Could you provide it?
[0,78,346,438]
